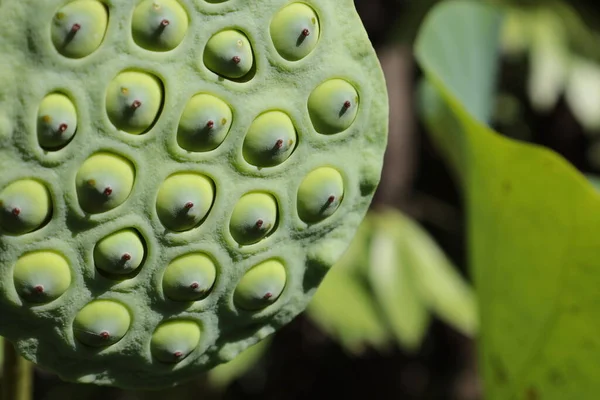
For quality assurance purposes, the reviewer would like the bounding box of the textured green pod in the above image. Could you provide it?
[13,251,72,303]
[1,0,387,388]
[177,93,233,152]
[94,229,145,276]
[51,0,108,59]
[297,167,344,223]
[242,111,297,168]
[75,152,135,214]
[234,259,286,311]
[162,253,217,301]
[270,3,320,61]
[132,0,189,52]
[229,192,278,245]
[0,179,52,235]
[105,71,164,135]
[151,320,201,363]
[308,79,360,134]
[203,30,254,79]
[156,172,215,231]
[37,93,78,150]
[73,300,132,347]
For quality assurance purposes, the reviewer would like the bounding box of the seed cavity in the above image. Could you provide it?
[270,3,320,61]
[177,93,233,152]
[75,152,135,214]
[234,259,287,311]
[51,0,108,59]
[242,111,297,168]
[73,300,132,347]
[132,0,189,52]
[151,320,201,363]
[13,251,71,303]
[37,93,78,150]
[156,172,215,232]
[297,167,344,223]
[94,229,146,276]
[229,192,278,245]
[162,253,217,302]
[203,30,254,79]
[0,179,52,235]
[308,79,360,135]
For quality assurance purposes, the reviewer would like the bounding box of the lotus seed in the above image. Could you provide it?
[132,0,189,52]
[73,300,132,347]
[270,3,320,61]
[75,153,135,214]
[234,259,286,310]
[229,192,278,245]
[242,111,297,168]
[203,30,254,79]
[37,93,77,149]
[13,251,71,303]
[297,167,344,223]
[308,79,360,134]
[177,94,233,152]
[0,179,52,234]
[156,173,215,231]
[94,229,145,276]
[106,71,164,135]
[51,0,108,59]
[151,320,201,363]
[162,253,217,301]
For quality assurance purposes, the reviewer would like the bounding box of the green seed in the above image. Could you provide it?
[177,94,233,152]
[242,111,297,168]
[151,320,201,363]
[132,0,189,52]
[73,300,132,347]
[308,79,359,135]
[162,253,216,301]
[13,251,71,304]
[105,71,164,135]
[270,3,320,61]
[203,30,254,79]
[37,93,77,150]
[297,167,344,223]
[94,229,145,276]
[51,0,108,59]
[229,192,278,245]
[75,152,135,214]
[234,259,286,311]
[0,179,52,235]
[155,173,215,232]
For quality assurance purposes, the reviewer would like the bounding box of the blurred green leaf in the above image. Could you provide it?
[416,1,600,398]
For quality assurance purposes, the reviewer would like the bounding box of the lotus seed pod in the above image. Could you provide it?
[203,30,254,79]
[162,253,217,301]
[297,167,344,223]
[229,192,278,245]
[270,3,320,61]
[0,179,52,235]
[177,94,233,152]
[13,251,71,303]
[151,320,201,363]
[234,259,286,311]
[1,0,387,388]
[94,229,145,276]
[106,71,164,135]
[37,93,77,149]
[73,300,131,347]
[75,153,135,214]
[242,111,297,168]
[156,173,215,232]
[51,0,108,59]
[132,0,189,52]
[308,79,360,135]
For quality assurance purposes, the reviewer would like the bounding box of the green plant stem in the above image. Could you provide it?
[2,340,32,400]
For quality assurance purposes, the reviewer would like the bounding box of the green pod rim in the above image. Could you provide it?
[233,259,287,311]
[0,179,52,235]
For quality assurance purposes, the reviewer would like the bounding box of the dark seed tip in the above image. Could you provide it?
[103,187,113,196]
[33,285,44,293]
[11,207,21,216]
[343,100,351,109]
[255,219,264,229]
[184,201,194,210]
[301,28,310,37]
[99,331,110,339]
[206,120,215,129]
[131,100,142,110]
[71,23,81,32]
[263,292,273,300]
[232,56,241,64]
[190,282,200,289]
[160,19,170,27]
[58,123,68,133]
[121,253,132,261]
